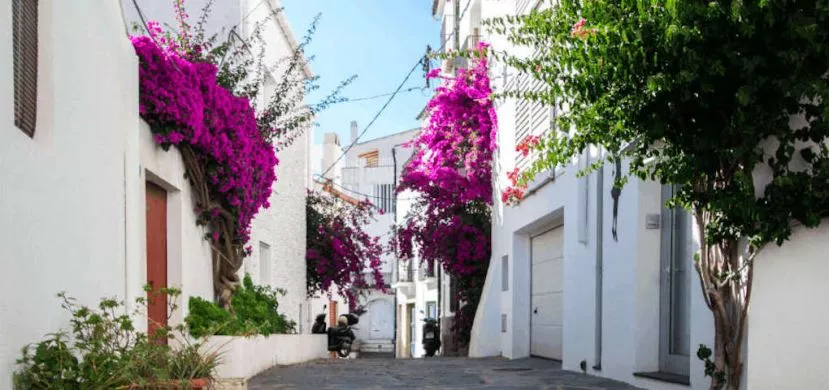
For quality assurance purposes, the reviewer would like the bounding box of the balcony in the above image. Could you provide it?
[462,29,480,52]
[419,262,438,289]
[392,263,416,298]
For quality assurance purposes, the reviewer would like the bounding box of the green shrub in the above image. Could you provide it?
[14,289,220,389]
[185,274,296,338]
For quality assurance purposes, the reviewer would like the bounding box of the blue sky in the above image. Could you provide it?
[280,1,441,145]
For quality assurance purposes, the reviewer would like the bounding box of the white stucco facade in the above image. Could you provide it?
[1,0,314,385]
[430,1,829,390]
[124,0,313,331]
[0,1,140,386]
[335,127,421,353]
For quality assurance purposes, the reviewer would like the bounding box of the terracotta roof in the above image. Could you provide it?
[316,178,361,206]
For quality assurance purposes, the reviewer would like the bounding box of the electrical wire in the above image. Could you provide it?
[335,86,428,105]
[316,0,472,180]
[314,174,418,202]
[318,58,424,179]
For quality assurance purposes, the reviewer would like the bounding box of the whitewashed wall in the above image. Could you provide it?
[124,0,313,330]
[0,1,138,386]
[206,334,327,380]
[469,1,715,389]
[132,121,215,324]
[747,221,829,390]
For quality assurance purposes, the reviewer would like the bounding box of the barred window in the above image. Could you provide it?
[13,0,39,137]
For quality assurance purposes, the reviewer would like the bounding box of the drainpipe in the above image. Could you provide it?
[593,149,604,370]
[392,146,398,358]
[437,262,442,355]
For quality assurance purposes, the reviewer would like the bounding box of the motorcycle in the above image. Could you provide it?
[311,305,359,358]
[422,315,441,357]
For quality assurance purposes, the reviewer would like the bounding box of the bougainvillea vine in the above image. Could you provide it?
[396,42,496,353]
[131,21,278,307]
[306,190,386,309]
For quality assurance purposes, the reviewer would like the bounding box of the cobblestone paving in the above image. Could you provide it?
[248,356,643,389]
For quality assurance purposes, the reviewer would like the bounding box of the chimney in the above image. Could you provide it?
[323,132,340,146]
[350,121,358,143]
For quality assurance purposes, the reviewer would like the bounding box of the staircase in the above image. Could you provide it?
[359,339,394,354]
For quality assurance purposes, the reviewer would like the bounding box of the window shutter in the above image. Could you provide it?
[13,0,38,137]
[515,72,552,170]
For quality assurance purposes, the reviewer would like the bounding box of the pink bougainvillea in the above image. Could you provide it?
[396,42,495,350]
[131,20,278,304]
[132,29,277,246]
[306,190,386,309]
[399,42,497,207]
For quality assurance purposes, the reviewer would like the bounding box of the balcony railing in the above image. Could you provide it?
[417,264,435,281]
[397,263,414,283]
[462,30,480,51]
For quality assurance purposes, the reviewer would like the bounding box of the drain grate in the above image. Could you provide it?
[492,367,533,372]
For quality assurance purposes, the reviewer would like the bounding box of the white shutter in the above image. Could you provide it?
[515,72,554,170]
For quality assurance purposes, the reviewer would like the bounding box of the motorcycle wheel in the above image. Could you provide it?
[337,342,351,358]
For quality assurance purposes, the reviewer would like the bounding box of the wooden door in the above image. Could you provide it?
[145,181,168,343]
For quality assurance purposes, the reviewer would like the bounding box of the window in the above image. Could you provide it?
[426,301,437,319]
[501,255,509,291]
[449,276,459,312]
[514,71,556,170]
[259,242,271,286]
[501,314,508,333]
[373,183,394,214]
[13,0,38,137]
[359,150,379,167]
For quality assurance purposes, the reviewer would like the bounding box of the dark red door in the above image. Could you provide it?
[145,181,168,343]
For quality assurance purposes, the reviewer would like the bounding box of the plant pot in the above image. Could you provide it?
[119,378,210,389]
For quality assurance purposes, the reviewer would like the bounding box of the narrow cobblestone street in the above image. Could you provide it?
[248,356,643,389]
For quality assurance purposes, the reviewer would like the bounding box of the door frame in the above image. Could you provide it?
[407,303,416,357]
[145,181,168,343]
[659,184,691,375]
[528,223,564,361]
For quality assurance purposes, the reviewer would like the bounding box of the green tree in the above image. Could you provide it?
[490,2,829,388]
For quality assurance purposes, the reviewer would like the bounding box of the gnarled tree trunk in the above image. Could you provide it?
[693,210,757,390]
[180,145,244,310]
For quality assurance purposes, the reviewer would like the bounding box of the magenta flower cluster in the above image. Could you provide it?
[306,191,386,309]
[397,42,496,277]
[396,43,496,348]
[400,43,497,208]
[131,22,278,246]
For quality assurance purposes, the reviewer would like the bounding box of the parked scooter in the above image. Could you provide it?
[422,313,441,357]
[311,305,359,358]
[311,310,327,334]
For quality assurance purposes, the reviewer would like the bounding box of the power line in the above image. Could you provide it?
[319,57,424,179]
[318,0,472,179]
[314,174,418,202]
[335,86,428,105]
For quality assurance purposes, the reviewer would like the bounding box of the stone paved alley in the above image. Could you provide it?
[248,356,644,389]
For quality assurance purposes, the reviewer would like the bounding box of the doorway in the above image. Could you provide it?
[659,185,691,375]
[530,226,564,360]
[145,181,168,343]
[407,303,415,357]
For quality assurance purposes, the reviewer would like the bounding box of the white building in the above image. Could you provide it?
[123,0,314,332]
[0,0,314,385]
[431,1,829,390]
[326,124,420,354]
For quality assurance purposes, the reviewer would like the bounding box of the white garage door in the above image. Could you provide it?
[531,226,564,360]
